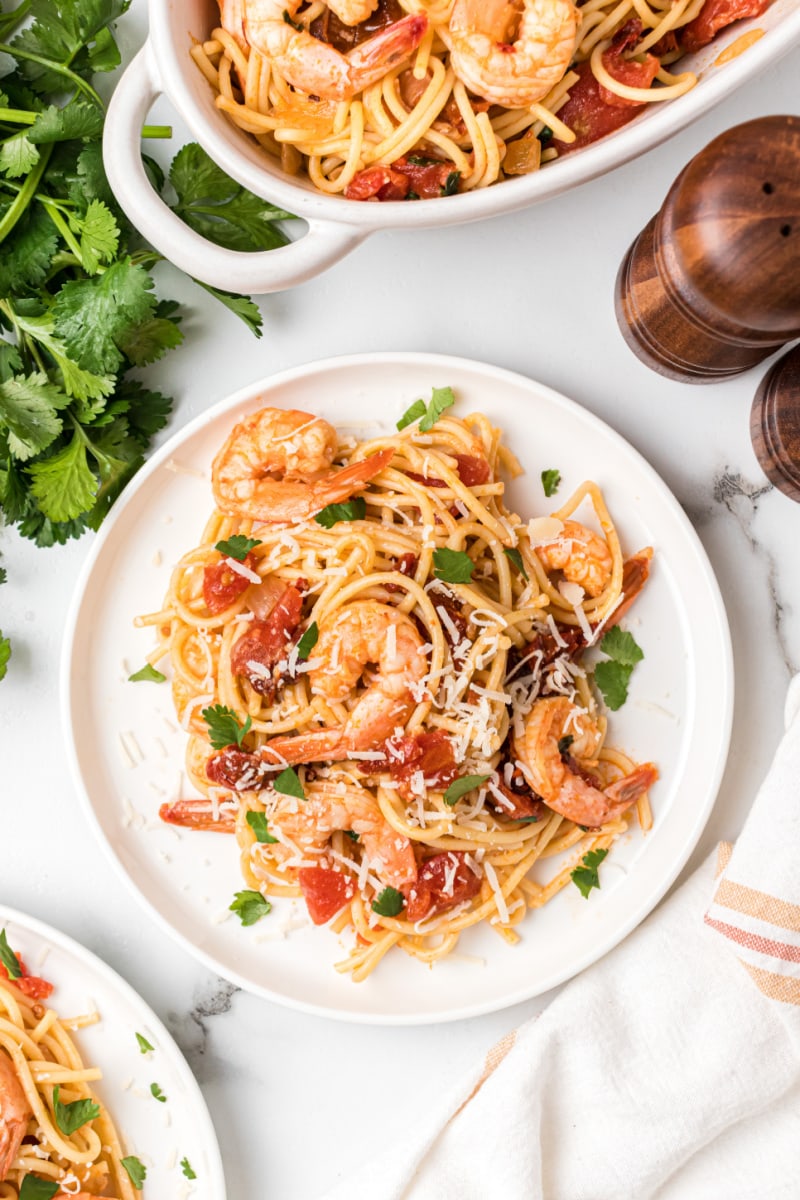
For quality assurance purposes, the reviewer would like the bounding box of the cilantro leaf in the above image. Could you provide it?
[0,372,69,461]
[345,830,359,842]
[128,663,166,683]
[0,634,10,683]
[371,886,405,917]
[135,1032,154,1053]
[295,621,318,660]
[273,766,304,800]
[570,847,608,899]
[215,534,261,560]
[432,547,474,584]
[28,100,105,144]
[314,496,366,528]
[52,258,157,375]
[397,399,426,430]
[246,810,277,844]
[0,929,22,978]
[170,143,293,252]
[113,379,172,447]
[229,889,271,926]
[443,774,489,805]
[599,626,644,668]
[121,1156,147,1190]
[557,734,574,755]
[150,1082,167,1103]
[541,468,561,497]
[70,199,120,273]
[53,1085,100,1135]
[441,171,461,196]
[181,1158,197,1180]
[195,282,264,337]
[18,1177,59,1200]
[202,704,252,750]
[0,206,58,293]
[503,546,528,580]
[28,433,98,521]
[419,385,455,432]
[593,660,633,711]
[116,314,184,367]
[0,133,40,177]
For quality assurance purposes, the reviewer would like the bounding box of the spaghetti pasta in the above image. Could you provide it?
[191,0,769,198]
[0,963,139,1198]
[140,394,657,982]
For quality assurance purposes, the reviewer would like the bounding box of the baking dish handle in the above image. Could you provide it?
[103,45,365,295]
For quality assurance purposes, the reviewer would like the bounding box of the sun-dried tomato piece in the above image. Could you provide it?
[454,454,491,486]
[680,0,770,53]
[298,866,356,924]
[207,747,268,791]
[203,552,258,614]
[404,851,481,922]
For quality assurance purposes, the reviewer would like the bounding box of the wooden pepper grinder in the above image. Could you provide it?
[751,342,800,501]
[615,115,800,382]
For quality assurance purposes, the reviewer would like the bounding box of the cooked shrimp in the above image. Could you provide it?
[271,781,417,887]
[0,1050,31,1179]
[535,519,613,598]
[514,697,658,827]
[262,601,427,763]
[218,0,247,48]
[242,0,427,100]
[448,0,578,109]
[211,407,393,523]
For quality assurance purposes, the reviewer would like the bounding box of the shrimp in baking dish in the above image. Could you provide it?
[514,697,657,827]
[212,407,393,523]
[270,780,417,888]
[535,518,613,598]
[261,601,427,764]
[218,0,247,48]
[0,1050,31,1179]
[447,0,579,109]
[242,0,427,100]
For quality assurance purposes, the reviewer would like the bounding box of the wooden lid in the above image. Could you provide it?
[659,115,800,339]
[751,343,800,501]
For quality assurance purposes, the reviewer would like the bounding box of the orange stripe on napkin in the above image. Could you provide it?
[704,917,800,963]
[714,878,800,934]
[715,842,734,877]
[452,1029,517,1119]
[740,961,800,1006]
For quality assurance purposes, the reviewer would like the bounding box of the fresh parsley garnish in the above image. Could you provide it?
[433,547,475,584]
[295,621,319,660]
[443,774,490,805]
[570,848,609,899]
[538,125,553,143]
[0,634,9,683]
[314,497,366,528]
[419,386,455,432]
[214,535,262,561]
[0,929,21,979]
[503,547,528,580]
[229,889,272,926]
[557,734,574,755]
[273,766,305,800]
[345,830,359,842]
[128,663,166,683]
[282,9,305,30]
[181,1157,197,1180]
[53,1085,100,1135]
[516,816,540,824]
[19,1177,59,1200]
[246,810,277,844]
[135,1032,154,1054]
[441,171,461,196]
[541,469,561,497]
[371,886,405,917]
[594,627,644,711]
[121,1156,147,1190]
[397,399,426,430]
[150,1082,167,1103]
[202,704,252,750]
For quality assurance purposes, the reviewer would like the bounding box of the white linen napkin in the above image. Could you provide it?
[322,677,800,1200]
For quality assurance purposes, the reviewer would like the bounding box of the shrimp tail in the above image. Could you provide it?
[261,728,349,764]
[602,763,658,816]
[159,800,237,832]
[309,448,394,515]
[0,1053,31,1178]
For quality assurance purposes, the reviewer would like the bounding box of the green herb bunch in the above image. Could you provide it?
[0,0,291,552]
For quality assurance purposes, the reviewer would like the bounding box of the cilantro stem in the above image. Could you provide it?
[0,42,104,107]
[0,142,52,244]
[0,0,30,37]
[0,108,38,125]
[142,124,172,139]
[40,199,85,265]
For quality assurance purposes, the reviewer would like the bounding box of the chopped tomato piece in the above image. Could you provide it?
[345,165,410,201]
[360,730,459,789]
[431,590,469,653]
[1,954,54,999]
[230,583,304,697]
[554,21,659,155]
[404,852,481,922]
[159,799,236,832]
[454,454,491,486]
[298,866,356,924]
[394,157,457,199]
[345,156,458,201]
[488,775,546,821]
[681,0,770,53]
[385,552,419,592]
[203,552,258,615]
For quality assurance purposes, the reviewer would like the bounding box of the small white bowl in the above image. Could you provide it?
[103,0,800,293]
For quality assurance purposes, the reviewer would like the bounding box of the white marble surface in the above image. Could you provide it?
[3,4,800,1195]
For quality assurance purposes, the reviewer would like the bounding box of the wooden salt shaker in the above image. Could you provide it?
[751,342,800,501]
[615,116,800,382]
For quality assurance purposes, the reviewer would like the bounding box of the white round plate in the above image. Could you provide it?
[0,904,226,1195]
[62,353,733,1024]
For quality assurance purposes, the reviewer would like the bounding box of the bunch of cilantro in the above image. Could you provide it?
[0,0,294,677]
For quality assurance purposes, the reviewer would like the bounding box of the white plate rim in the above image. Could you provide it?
[0,902,228,1196]
[60,351,734,1025]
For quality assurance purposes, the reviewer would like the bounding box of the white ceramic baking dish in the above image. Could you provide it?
[103,0,800,293]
